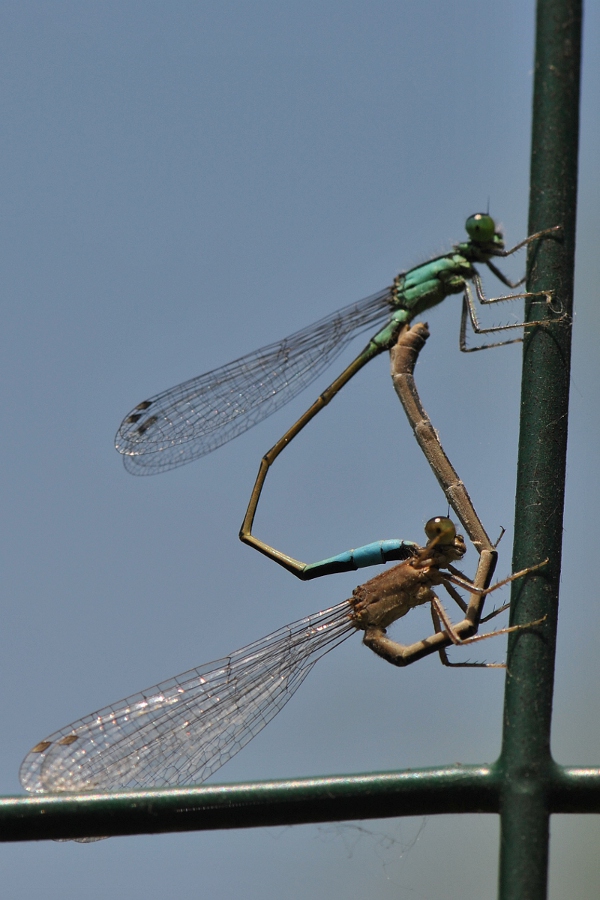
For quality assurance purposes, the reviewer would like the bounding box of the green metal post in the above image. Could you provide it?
[497,1,582,897]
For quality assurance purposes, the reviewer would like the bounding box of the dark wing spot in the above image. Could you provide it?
[137,415,158,435]
[31,741,52,753]
[58,734,79,746]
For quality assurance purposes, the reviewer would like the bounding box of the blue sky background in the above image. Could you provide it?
[0,2,598,897]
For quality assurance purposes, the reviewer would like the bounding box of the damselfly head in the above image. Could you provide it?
[424,516,456,546]
[465,213,501,245]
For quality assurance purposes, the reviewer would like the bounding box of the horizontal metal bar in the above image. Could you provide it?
[6,761,599,842]
[550,766,600,813]
[0,765,498,842]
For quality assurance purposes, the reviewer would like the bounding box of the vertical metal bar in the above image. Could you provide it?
[497,1,582,898]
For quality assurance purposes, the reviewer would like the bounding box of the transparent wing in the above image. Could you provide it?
[115,289,393,474]
[20,602,355,794]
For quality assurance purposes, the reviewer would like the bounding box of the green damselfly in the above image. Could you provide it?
[116,214,560,478]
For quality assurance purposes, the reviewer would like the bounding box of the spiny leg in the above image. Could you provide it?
[430,562,548,667]
[430,601,545,669]
[485,258,526,291]
[459,225,562,353]
[428,587,506,668]
[362,597,545,670]
[437,557,548,600]
[495,224,562,259]
[459,277,557,353]
[460,295,521,353]
[460,222,563,352]
[430,602,506,669]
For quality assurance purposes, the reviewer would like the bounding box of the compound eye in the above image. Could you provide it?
[424,516,456,545]
[465,213,496,242]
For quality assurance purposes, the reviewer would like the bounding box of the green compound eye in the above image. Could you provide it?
[424,516,456,545]
[465,213,497,242]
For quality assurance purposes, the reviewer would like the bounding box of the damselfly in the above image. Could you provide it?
[20,518,545,795]
[116,215,560,479]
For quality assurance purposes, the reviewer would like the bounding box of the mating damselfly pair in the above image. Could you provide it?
[19,214,559,803]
